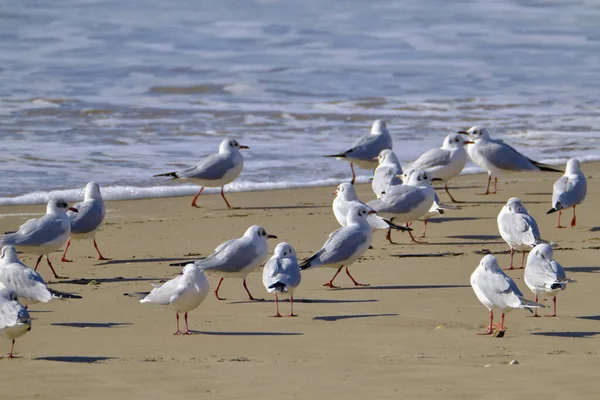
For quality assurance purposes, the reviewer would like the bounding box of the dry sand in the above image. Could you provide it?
[0,163,599,399]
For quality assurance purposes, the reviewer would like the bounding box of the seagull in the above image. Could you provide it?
[470,255,544,335]
[372,149,403,198]
[367,170,436,243]
[0,246,82,307]
[62,182,110,262]
[153,138,249,209]
[497,197,551,270]
[459,126,562,195]
[172,225,277,301]
[524,244,575,317]
[0,288,31,358]
[300,204,374,288]
[140,264,209,335]
[262,242,301,317]
[0,198,77,279]
[400,169,447,239]
[547,158,587,228]
[332,182,412,244]
[410,133,472,203]
[326,120,393,185]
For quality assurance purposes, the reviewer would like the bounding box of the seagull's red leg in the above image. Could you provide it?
[350,163,356,185]
[243,278,261,300]
[478,310,494,335]
[272,293,282,317]
[345,266,369,287]
[8,339,15,358]
[323,266,343,288]
[94,239,111,260]
[173,313,182,335]
[499,313,505,331]
[214,277,226,300]
[408,229,422,244]
[445,183,461,203]
[492,177,498,194]
[571,206,576,228]
[288,296,297,317]
[477,175,492,195]
[529,295,540,317]
[545,296,557,317]
[61,238,73,262]
[518,251,526,269]
[191,187,204,208]
[385,228,396,244]
[220,187,232,209]
[556,210,565,228]
[184,312,192,334]
[418,220,428,239]
[504,248,515,270]
[46,256,67,279]
[34,255,43,271]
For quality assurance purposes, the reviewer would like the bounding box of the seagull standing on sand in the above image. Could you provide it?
[0,198,77,279]
[154,138,249,209]
[497,197,550,270]
[547,158,587,228]
[262,242,301,317]
[470,255,544,335]
[367,170,436,243]
[140,264,209,335]
[62,182,110,262]
[400,169,446,239]
[524,244,575,317]
[410,133,472,203]
[459,126,562,195]
[332,183,412,244]
[300,204,374,288]
[174,225,277,301]
[372,149,403,198]
[0,246,82,306]
[0,288,31,358]
[326,120,393,185]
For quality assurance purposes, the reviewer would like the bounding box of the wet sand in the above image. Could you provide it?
[1,163,599,399]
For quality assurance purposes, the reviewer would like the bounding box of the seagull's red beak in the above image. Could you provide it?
[463,140,474,144]
[267,234,278,239]
[368,210,377,215]
[331,190,338,196]
[372,156,378,161]
[239,145,250,149]
[68,207,79,213]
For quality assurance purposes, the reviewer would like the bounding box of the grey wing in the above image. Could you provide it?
[315,228,367,265]
[214,238,236,253]
[554,175,586,208]
[369,186,426,214]
[280,258,301,288]
[142,276,184,305]
[0,299,30,329]
[69,201,105,235]
[3,216,67,246]
[372,165,402,196]
[479,141,537,171]
[550,260,567,281]
[526,259,557,289]
[177,153,236,180]
[504,213,538,246]
[0,266,52,303]
[411,148,451,170]
[346,133,392,160]
[480,271,522,308]
[197,241,255,273]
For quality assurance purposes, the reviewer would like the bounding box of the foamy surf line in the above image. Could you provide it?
[0,157,595,207]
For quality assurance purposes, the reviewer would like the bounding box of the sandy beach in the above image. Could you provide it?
[1,163,599,399]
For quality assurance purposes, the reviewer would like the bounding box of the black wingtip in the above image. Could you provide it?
[169,262,189,267]
[546,208,557,215]
[438,209,445,215]
[268,281,287,292]
[531,160,563,173]
[299,261,311,270]
[48,288,83,300]
[324,153,347,158]
[153,171,179,178]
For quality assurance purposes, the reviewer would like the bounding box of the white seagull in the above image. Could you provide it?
[410,133,472,203]
[140,264,209,335]
[262,242,301,317]
[62,182,110,262]
[372,149,403,198]
[400,169,447,239]
[173,225,277,301]
[0,198,77,279]
[154,138,249,209]
[326,120,393,185]
[547,158,587,228]
[459,126,561,195]
[524,244,575,317]
[300,204,374,288]
[0,246,82,307]
[0,288,31,358]
[497,197,551,270]
[470,255,544,335]
[332,182,412,244]
[367,170,436,243]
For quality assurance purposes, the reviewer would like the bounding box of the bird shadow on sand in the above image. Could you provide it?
[190,331,303,336]
[448,234,502,241]
[238,205,328,211]
[333,284,470,291]
[564,266,600,274]
[427,217,491,223]
[313,313,398,322]
[590,227,600,232]
[35,356,118,363]
[576,315,600,321]
[96,257,196,266]
[391,252,464,258]
[523,192,553,196]
[49,277,159,285]
[228,298,378,305]
[530,331,600,339]
[51,322,132,328]
[430,241,505,246]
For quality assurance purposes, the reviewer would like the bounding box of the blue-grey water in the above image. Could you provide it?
[1,0,600,202]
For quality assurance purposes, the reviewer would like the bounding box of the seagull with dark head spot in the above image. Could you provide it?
[0,288,31,358]
[547,158,587,228]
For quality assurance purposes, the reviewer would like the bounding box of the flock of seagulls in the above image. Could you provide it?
[0,119,590,357]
